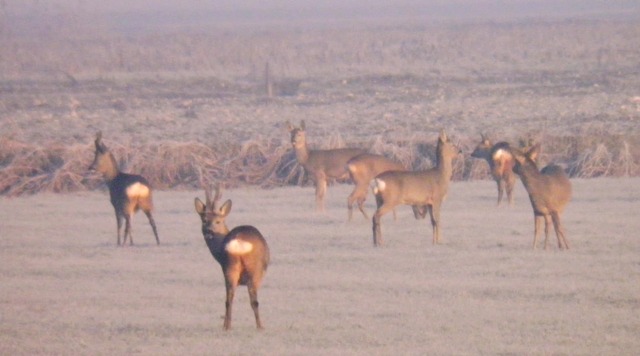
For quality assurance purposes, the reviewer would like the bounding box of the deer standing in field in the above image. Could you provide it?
[89,132,159,246]
[346,153,422,221]
[508,144,572,250]
[371,130,460,246]
[471,134,518,206]
[194,185,270,330]
[286,120,366,212]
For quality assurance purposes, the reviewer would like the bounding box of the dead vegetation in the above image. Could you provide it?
[1,132,638,197]
[1,18,638,196]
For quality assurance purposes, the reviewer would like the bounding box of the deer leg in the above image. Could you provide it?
[551,212,569,250]
[315,173,327,212]
[357,197,370,220]
[247,282,263,329]
[223,280,236,330]
[496,179,505,206]
[347,193,356,221]
[543,214,552,250]
[144,210,160,245]
[372,204,394,247]
[533,214,543,249]
[115,210,123,246]
[428,205,440,244]
[123,214,133,246]
[506,175,516,206]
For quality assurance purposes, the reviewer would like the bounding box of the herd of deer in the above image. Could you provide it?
[88,122,572,330]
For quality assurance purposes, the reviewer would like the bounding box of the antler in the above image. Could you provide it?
[204,183,224,211]
[94,131,107,152]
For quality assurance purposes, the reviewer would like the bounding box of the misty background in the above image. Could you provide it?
[2,0,639,36]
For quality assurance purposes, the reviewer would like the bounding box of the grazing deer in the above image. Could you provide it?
[89,132,159,246]
[346,153,410,221]
[194,185,270,330]
[286,120,366,211]
[471,134,518,206]
[508,144,572,250]
[371,130,460,246]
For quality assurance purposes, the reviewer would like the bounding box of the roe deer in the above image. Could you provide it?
[471,134,517,206]
[508,144,572,250]
[194,185,270,330]
[89,132,159,246]
[371,130,460,246]
[346,153,413,221]
[286,120,365,211]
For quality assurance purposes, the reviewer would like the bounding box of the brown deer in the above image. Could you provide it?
[371,130,460,246]
[508,144,572,250]
[194,185,270,330]
[286,120,366,211]
[89,132,159,246]
[471,134,517,206]
[346,153,412,221]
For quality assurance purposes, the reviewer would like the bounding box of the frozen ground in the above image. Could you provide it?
[1,177,639,355]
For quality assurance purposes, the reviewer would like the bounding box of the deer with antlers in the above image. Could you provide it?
[508,144,572,250]
[371,130,460,246]
[194,185,270,330]
[286,120,365,212]
[89,132,159,246]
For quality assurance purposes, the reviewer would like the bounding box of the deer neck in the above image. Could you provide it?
[517,162,542,192]
[293,142,310,165]
[203,230,228,263]
[100,153,120,181]
[436,153,455,183]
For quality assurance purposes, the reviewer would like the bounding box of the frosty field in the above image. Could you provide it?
[1,178,638,355]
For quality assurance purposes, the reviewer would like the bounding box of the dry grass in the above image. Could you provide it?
[1,131,638,196]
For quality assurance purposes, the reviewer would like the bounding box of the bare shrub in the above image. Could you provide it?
[0,132,638,196]
[569,143,612,178]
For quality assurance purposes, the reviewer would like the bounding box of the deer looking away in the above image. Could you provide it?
[286,120,366,211]
[471,134,519,206]
[89,132,159,246]
[508,144,572,250]
[194,185,270,330]
[371,130,461,246]
[346,153,410,221]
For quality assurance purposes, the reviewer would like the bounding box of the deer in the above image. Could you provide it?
[194,185,270,330]
[508,143,572,250]
[371,129,460,246]
[286,120,366,212]
[471,134,518,206]
[346,153,425,221]
[89,132,159,246]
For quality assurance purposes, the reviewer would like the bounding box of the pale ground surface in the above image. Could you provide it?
[1,178,639,355]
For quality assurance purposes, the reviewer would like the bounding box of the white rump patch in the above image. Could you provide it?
[126,182,150,198]
[372,178,386,194]
[225,239,254,255]
[492,148,509,161]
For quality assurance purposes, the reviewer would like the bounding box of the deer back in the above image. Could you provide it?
[374,130,459,206]
[347,153,406,182]
[287,120,365,178]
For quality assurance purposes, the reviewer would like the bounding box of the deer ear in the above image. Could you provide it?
[285,121,294,132]
[300,120,306,130]
[194,198,206,215]
[219,199,232,216]
[526,143,541,162]
[439,129,447,142]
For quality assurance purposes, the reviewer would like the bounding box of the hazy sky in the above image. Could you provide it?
[4,0,640,34]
